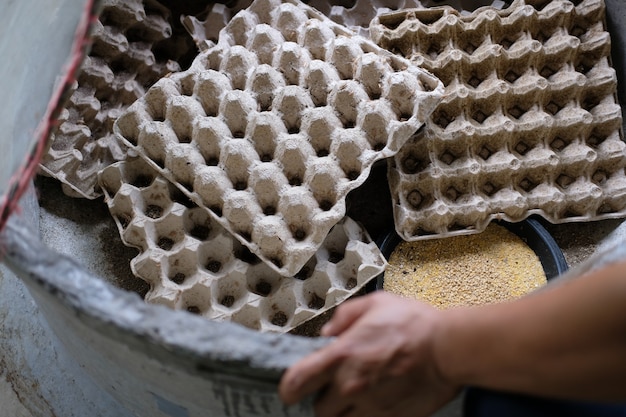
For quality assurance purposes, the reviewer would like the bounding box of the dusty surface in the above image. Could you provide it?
[542,217,626,266]
[0,371,33,417]
[35,175,148,297]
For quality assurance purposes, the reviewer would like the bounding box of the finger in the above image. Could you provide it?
[278,342,344,405]
[316,399,354,417]
[336,386,436,417]
[319,385,396,417]
[389,390,455,417]
[314,357,384,417]
[314,381,357,417]
[322,294,378,336]
[369,374,459,417]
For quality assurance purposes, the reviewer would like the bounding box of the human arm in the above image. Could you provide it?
[278,259,626,416]
[436,259,626,401]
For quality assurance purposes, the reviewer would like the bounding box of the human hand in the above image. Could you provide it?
[279,292,460,417]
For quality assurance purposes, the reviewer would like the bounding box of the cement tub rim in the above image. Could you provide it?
[0,214,330,384]
[0,0,623,398]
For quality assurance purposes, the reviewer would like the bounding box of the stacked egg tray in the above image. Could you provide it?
[306,0,509,37]
[369,0,626,240]
[181,0,509,48]
[113,0,444,276]
[99,157,387,332]
[39,0,185,199]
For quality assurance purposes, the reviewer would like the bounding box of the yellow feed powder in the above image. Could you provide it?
[383,223,547,309]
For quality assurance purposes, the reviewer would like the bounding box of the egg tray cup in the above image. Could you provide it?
[98,157,387,333]
[39,0,191,200]
[181,0,254,50]
[114,0,444,277]
[369,0,626,241]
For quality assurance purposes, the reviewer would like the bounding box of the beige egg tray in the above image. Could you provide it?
[114,0,444,276]
[181,0,509,48]
[307,0,509,37]
[369,0,626,240]
[39,0,185,199]
[98,157,386,333]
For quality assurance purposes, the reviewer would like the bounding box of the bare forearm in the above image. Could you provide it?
[434,260,626,401]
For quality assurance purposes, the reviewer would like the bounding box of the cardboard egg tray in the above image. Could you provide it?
[39,0,186,199]
[98,157,387,332]
[307,0,421,38]
[307,0,509,37]
[369,0,626,240]
[181,0,509,48]
[180,0,420,49]
[114,0,444,276]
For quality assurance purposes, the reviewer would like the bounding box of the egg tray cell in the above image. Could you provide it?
[98,157,387,333]
[39,0,188,199]
[369,0,626,240]
[114,0,444,276]
[181,0,254,49]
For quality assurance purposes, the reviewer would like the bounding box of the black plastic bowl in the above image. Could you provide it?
[372,217,568,291]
